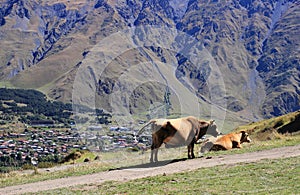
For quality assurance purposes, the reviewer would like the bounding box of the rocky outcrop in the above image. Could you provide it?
[31,3,87,64]
[255,0,300,117]
[132,0,176,26]
[0,0,19,26]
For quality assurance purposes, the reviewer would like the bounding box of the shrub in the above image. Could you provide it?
[22,164,35,170]
[0,166,20,173]
[37,162,56,168]
[62,150,82,163]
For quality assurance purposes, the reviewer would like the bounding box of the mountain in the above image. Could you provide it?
[0,0,299,127]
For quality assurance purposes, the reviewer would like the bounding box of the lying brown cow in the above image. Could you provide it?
[210,131,251,151]
[138,116,220,162]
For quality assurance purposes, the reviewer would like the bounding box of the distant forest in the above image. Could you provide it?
[0,88,73,125]
[0,88,112,125]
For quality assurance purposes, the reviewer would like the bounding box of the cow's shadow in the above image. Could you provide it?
[109,158,188,171]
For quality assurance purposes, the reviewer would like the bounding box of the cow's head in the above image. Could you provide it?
[240,131,251,143]
[207,120,221,137]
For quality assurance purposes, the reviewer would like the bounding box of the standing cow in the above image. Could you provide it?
[138,116,220,162]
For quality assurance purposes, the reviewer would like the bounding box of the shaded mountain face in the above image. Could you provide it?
[0,0,299,122]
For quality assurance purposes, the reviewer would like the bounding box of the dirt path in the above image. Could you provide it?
[1,145,300,195]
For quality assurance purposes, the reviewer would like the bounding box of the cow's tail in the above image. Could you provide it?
[137,120,155,136]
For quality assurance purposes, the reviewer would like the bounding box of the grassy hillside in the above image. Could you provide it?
[235,110,300,141]
[1,110,299,189]
[38,156,299,195]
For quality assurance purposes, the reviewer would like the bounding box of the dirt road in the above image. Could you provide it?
[1,144,299,195]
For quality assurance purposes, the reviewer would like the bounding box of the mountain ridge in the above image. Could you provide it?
[0,0,299,124]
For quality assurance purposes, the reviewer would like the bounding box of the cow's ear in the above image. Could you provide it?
[210,120,215,125]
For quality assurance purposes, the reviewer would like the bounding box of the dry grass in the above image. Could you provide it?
[234,110,300,140]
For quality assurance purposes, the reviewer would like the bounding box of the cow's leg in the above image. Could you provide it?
[190,142,195,159]
[154,148,159,162]
[150,148,155,163]
[150,139,163,163]
[150,148,159,163]
[187,141,195,159]
[232,141,241,148]
[191,143,195,158]
[187,145,191,159]
[150,143,155,163]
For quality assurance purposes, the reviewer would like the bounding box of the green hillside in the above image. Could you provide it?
[235,110,300,141]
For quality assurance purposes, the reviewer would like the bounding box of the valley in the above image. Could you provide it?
[0,1,299,194]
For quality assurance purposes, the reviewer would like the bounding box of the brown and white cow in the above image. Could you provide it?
[138,116,220,162]
[210,130,251,151]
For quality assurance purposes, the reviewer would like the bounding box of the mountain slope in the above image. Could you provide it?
[0,0,299,123]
